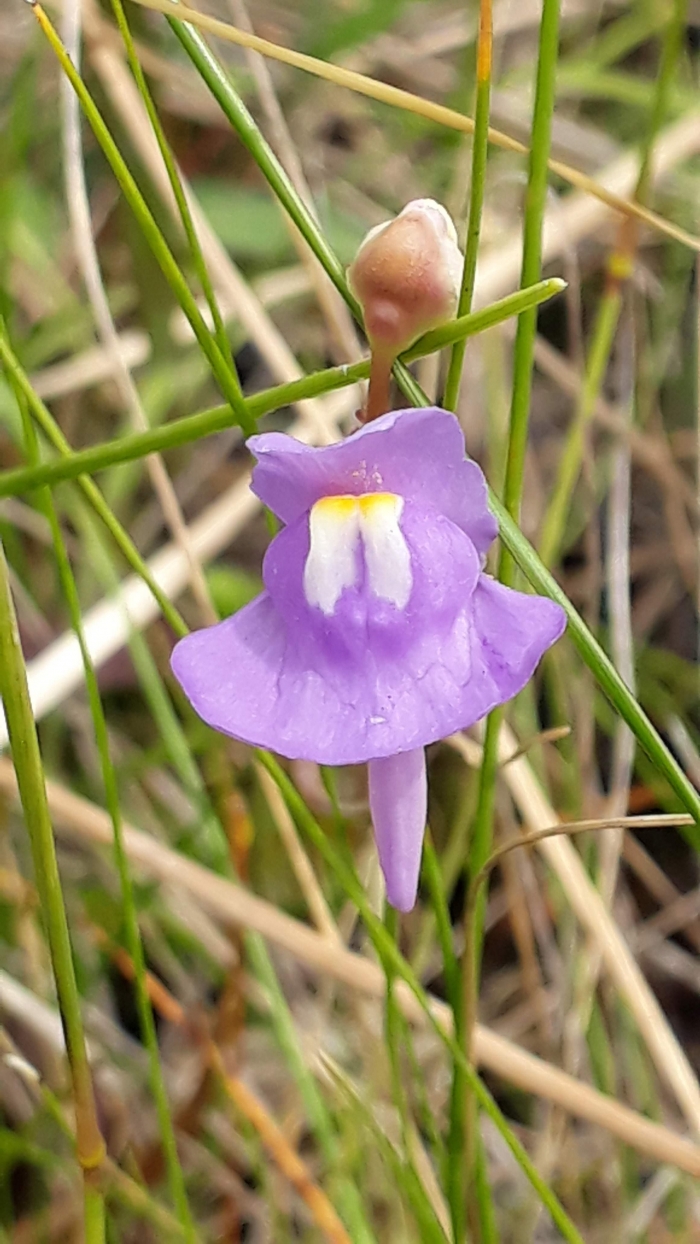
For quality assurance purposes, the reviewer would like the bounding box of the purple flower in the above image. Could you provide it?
[171,408,566,911]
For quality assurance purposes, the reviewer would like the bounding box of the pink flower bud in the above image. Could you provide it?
[348,199,462,357]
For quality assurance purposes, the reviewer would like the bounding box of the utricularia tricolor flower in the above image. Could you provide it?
[171,407,566,911]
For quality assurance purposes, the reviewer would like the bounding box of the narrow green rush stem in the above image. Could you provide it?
[443,3,494,1236]
[13,355,197,1239]
[0,524,106,1232]
[32,2,251,434]
[257,753,585,1244]
[109,0,236,373]
[462,2,561,1236]
[164,12,354,312]
[83,1182,107,1244]
[0,281,563,500]
[498,0,562,587]
[443,0,493,413]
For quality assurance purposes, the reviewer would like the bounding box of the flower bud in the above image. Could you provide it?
[348,199,462,356]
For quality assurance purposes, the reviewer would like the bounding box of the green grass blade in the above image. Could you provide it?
[108,0,236,373]
[0,279,564,499]
[0,525,105,1203]
[443,0,493,413]
[164,14,354,310]
[33,1,250,432]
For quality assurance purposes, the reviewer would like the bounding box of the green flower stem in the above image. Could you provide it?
[15,366,197,1240]
[443,0,493,413]
[463,1,561,1233]
[443,3,495,1233]
[498,0,562,585]
[0,331,187,637]
[83,1182,107,1244]
[0,538,105,1207]
[0,279,564,501]
[33,2,251,434]
[257,753,585,1244]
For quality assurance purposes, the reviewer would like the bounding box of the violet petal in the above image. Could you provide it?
[368,748,427,912]
[249,407,497,557]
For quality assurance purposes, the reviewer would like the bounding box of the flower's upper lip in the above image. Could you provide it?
[247,406,499,559]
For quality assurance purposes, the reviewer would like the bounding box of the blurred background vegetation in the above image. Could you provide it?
[0,0,699,1240]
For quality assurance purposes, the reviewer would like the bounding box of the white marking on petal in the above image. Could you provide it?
[303,496,360,615]
[359,494,412,609]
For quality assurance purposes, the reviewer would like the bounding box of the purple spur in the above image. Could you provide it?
[171,407,566,911]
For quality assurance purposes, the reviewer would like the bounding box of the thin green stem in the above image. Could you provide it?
[0,279,564,501]
[500,0,561,579]
[443,8,495,1225]
[635,0,689,207]
[33,2,251,433]
[164,14,353,311]
[109,0,236,373]
[443,0,493,412]
[84,1181,107,1244]
[0,530,105,1189]
[16,363,197,1239]
[463,2,561,1234]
